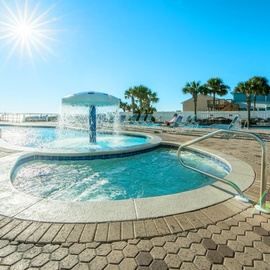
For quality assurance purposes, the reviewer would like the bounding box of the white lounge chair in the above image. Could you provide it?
[123,114,138,124]
[137,114,154,126]
[144,114,153,124]
[178,115,192,127]
[118,115,126,124]
[185,115,200,128]
[135,114,146,124]
[212,115,240,130]
[161,115,183,131]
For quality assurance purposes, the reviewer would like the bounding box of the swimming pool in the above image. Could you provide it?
[11,148,228,202]
[0,124,255,222]
[0,125,150,151]
[0,142,254,222]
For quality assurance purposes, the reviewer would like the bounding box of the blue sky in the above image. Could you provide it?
[0,0,270,113]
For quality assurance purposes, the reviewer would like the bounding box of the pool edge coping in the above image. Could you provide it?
[0,139,255,223]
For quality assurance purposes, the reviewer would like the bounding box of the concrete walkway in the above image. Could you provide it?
[0,130,269,269]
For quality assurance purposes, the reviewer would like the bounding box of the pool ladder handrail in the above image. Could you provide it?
[178,129,270,214]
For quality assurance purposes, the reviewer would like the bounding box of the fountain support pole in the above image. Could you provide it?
[62,92,120,144]
[89,105,96,143]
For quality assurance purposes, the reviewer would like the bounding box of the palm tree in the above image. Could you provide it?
[182,81,207,116]
[144,91,159,115]
[148,106,157,114]
[126,104,132,112]
[124,85,159,115]
[205,77,230,111]
[234,81,253,127]
[120,101,129,112]
[249,76,270,110]
[132,85,149,115]
[124,87,137,112]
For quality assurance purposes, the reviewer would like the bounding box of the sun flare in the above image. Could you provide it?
[15,23,33,39]
[0,0,60,64]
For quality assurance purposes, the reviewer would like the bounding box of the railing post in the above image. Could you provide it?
[178,129,270,214]
[255,137,269,213]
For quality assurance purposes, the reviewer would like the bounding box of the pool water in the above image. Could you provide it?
[0,126,149,151]
[12,148,228,201]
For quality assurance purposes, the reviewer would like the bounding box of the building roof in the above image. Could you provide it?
[181,94,217,104]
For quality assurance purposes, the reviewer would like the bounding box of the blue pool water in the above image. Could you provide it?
[12,148,228,201]
[0,126,149,151]
[249,125,270,130]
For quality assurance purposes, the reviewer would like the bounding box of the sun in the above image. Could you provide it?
[0,0,60,64]
[15,23,33,39]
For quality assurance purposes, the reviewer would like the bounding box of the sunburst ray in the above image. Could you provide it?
[0,0,61,65]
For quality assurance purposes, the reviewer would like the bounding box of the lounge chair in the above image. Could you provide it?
[227,115,240,129]
[162,115,183,131]
[138,114,154,126]
[135,114,146,124]
[137,115,183,132]
[186,115,199,128]
[118,115,126,124]
[178,115,192,127]
[212,115,240,130]
[144,114,153,124]
[123,114,138,124]
[40,115,49,121]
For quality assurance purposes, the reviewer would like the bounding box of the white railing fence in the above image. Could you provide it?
[153,111,270,123]
[1,111,270,124]
[0,113,58,123]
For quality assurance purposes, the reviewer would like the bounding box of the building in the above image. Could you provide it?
[231,92,270,111]
[182,92,270,112]
[182,94,238,112]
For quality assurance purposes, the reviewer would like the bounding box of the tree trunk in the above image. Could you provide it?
[194,95,197,116]
[247,95,251,128]
[131,97,135,112]
[253,95,257,111]
[146,101,150,115]
[213,93,216,111]
[139,99,143,115]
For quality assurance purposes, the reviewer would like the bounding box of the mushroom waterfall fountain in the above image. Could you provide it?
[61,91,120,143]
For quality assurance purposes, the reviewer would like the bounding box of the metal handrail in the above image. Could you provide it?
[178,129,270,213]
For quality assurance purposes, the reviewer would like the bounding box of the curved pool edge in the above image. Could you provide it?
[8,131,162,181]
[0,129,162,153]
[0,141,255,223]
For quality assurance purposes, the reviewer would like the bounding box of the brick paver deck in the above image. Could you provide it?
[0,129,269,269]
